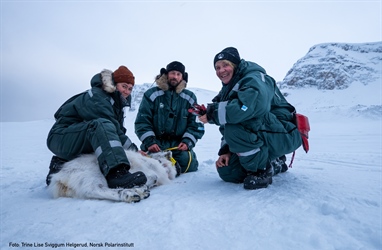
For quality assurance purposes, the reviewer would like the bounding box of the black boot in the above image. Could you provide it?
[270,155,289,175]
[279,155,289,172]
[106,164,147,189]
[271,159,282,175]
[243,163,273,190]
[46,155,67,186]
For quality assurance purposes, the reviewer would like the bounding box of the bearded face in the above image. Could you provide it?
[167,70,183,87]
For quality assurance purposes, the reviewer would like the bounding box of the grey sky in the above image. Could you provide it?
[1,0,380,122]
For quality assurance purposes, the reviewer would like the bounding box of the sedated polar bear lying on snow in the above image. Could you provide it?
[47,150,177,203]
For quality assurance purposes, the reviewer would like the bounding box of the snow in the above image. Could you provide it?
[1,83,381,249]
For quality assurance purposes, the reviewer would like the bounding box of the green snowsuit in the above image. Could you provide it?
[46,69,135,176]
[134,74,205,173]
[207,59,302,183]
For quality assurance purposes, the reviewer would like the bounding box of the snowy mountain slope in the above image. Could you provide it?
[1,42,381,250]
[277,42,382,120]
[280,42,382,90]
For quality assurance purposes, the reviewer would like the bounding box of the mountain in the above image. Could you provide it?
[279,42,382,90]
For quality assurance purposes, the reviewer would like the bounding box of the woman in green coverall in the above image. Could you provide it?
[199,47,302,190]
[46,66,147,189]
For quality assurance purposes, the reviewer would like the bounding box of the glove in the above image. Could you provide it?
[188,103,207,116]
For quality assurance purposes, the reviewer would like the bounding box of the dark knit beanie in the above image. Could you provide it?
[113,66,135,85]
[213,47,241,66]
[166,61,185,75]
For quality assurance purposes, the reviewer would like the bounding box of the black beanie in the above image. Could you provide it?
[213,47,241,66]
[166,61,185,75]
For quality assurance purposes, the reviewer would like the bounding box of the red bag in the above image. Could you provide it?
[295,113,310,153]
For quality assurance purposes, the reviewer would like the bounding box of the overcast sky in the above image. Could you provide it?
[1,0,381,122]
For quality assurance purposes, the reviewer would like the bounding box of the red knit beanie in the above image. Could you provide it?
[113,66,135,85]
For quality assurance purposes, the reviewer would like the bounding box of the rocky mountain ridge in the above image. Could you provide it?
[279,42,382,90]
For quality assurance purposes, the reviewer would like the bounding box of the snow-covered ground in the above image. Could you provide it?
[1,82,381,250]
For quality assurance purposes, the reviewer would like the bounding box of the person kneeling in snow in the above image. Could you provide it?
[134,61,205,174]
[198,47,302,190]
[46,66,147,189]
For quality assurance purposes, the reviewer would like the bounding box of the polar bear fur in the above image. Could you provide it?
[47,150,177,203]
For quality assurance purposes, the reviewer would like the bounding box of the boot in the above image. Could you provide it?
[106,164,147,189]
[243,163,273,190]
[270,156,289,175]
[46,155,67,186]
[271,158,282,175]
[279,155,289,172]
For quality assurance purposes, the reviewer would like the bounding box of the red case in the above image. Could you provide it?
[295,113,310,153]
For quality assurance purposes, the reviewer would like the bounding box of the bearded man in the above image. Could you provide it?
[135,61,205,174]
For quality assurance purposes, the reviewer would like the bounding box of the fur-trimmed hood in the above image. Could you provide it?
[90,69,116,93]
[155,74,187,94]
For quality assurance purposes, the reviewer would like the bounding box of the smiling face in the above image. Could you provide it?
[116,82,133,98]
[214,60,235,84]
